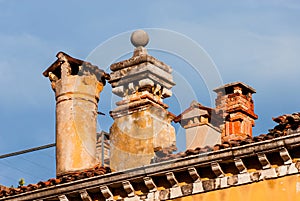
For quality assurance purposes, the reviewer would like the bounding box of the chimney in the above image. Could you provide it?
[174,101,221,149]
[108,30,176,171]
[43,52,109,177]
[213,82,258,141]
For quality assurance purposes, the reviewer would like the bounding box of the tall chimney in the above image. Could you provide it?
[43,52,109,177]
[109,30,176,171]
[213,82,258,141]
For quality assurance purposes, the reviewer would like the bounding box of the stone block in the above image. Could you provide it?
[124,196,140,201]
[276,165,288,177]
[192,181,204,194]
[288,163,299,174]
[146,191,159,201]
[169,186,182,199]
[215,177,228,188]
[237,173,251,184]
[259,168,277,180]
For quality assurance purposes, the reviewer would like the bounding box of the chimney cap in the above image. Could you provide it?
[42,51,84,77]
[213,81,256,94]
[42,51,110,84]
[174,100,213,123]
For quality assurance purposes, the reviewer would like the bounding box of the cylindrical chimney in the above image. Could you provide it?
[43,52,109,177]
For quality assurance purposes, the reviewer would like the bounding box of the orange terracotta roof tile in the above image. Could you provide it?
[155,112,300,162]
[0,165,111,198]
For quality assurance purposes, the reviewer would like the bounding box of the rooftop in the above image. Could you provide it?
[1,30,300,200]
[1,112,299,200]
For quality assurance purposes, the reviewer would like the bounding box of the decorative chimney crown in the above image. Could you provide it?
[214,82,258,141]
[109,30,175,99]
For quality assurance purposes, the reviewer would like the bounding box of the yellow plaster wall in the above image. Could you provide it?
[170,174,300,201]
[110,105,176,172]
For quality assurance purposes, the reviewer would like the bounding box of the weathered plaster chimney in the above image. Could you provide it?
[174,101,221,149]
[109,30,176,171]
[213,82,258,141]
[43,52,109,177]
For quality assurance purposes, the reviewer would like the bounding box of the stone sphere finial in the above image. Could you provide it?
[130,30,149,47]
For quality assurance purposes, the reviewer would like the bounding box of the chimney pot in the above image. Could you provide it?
[213,82,258,141]
[43,52,108,177]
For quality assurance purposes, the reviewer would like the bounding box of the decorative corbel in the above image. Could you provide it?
[257,153,271,169]
[122,180,135,197]
[166,172,179,187]
[100,186,114,200]
[143,177,157,192]
[279,148,292,165]
[58,195,69,201]
[79,190,92,201]
[211,162,225,177]
[188,167,201,182]
[234,158,247,173]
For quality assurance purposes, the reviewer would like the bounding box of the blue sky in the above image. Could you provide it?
[0,0,300,186]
